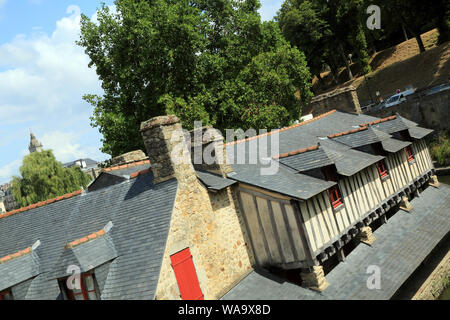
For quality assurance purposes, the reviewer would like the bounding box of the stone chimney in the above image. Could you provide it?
[189,126,233,177]
[140,115,196,185]
[110,150,148,166]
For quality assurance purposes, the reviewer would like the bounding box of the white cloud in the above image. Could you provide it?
[0,0,6,9]
[0,5,111,184]
[0,159,21,181]
[0,6,102,124]
[40,131,103,164]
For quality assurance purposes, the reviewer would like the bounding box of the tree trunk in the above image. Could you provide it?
[327,56,340,85]
[414,34,426,53]
[317,73,325,87]
[338,43,353,80]
[402,24,409,41]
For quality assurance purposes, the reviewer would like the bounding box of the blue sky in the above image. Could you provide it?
[0,0,283,184]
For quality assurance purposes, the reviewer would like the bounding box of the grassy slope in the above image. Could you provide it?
[312,29,450,105]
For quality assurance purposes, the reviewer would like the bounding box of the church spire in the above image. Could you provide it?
[29,131,43,153]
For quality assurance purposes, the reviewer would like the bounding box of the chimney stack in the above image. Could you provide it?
[189,126,233,177]
[140,115,196,185]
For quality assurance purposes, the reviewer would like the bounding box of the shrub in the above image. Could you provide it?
[430,132,450,166]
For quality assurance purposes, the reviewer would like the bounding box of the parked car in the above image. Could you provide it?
[383,93,407,108]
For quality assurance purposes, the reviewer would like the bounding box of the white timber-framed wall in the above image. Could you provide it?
[235,138,435,270]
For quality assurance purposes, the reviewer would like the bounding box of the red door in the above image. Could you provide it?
[170,248,204,300]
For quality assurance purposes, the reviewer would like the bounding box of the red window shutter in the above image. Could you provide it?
[377,160,388,178]
[170,248,204,300]
[328,186,342,208]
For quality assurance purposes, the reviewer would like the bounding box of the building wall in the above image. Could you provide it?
[305,86,362,117]
[237,186,308,269]
[154,182,254,300]
[300,167,384,254]
[382,140,434,199]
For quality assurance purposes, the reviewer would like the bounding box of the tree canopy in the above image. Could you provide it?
[78,0,313,157]
[277,0,372,83]
[11,150,92,208]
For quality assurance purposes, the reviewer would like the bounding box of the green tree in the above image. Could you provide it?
[11,150,92,207]
[380,0,448,52]
[277,0,371,84]
[78,0,312,157]
[277,0,332,85]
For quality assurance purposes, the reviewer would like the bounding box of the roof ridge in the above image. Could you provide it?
[103,159,151,173]
[359,115,397,127]
[273,145,319,160]
[65,228,106,249]
[224,110,337,147]
[328,125,368,139]
[129,168,152,179]
[0,189,83,221]
[0,246,32,264]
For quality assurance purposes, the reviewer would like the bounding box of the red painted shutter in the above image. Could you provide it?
[170,248,204,300]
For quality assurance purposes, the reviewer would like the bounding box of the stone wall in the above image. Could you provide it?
[305,86,362,116]
[367,88,450,131]
[154,183,254,300]
[412,250,450,300]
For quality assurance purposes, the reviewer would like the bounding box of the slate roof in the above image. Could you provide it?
[366,116,416,134]
[320,140,385,176]
[196,171,236,191]
[408,126,434,139]
[227,164,336,200]
[278,148,334,173]
[0,172,178,300]
[0,249,40,292]
[329,127,391,148]
[381,138,412,153]
[50,234,118,280]
[222,184,450,300]
[224,111,408,199]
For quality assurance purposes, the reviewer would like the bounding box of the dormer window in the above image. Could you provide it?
[59,272,100,300]
[405,146,414,163]
[0,289,13,300]
[321,167,343,209]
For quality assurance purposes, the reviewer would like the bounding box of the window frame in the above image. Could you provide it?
[376,160,389,179]
[60,271,100,300]
[328,186,343,209]
[405,146,414,163]
[321,166,344,209]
